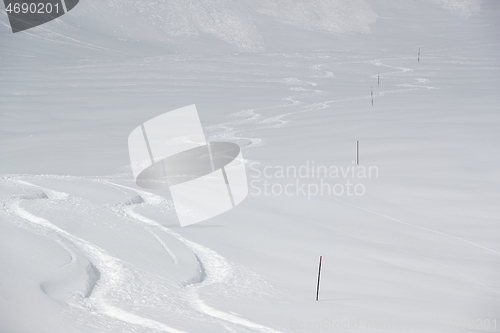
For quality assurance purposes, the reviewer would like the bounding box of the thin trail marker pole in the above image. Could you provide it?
[371,86,373,106]
[418,48,420,63]
[356,141,359,165]
[316,256,322,301]
[378,72,379,87]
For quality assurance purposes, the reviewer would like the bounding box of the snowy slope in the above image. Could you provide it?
[1,0,500,332]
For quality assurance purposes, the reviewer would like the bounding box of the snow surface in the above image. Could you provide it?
[1,0,499,332]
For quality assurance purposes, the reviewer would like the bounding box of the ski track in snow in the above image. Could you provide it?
[55,238,78,268]
[3,179,191,333]
[0,54,448,332]
[96,303,189,333]
[191,297,282,333]
[147,228,179,265]
[209,55,434,154]
[103,181,285,333]
[204,52,499,302]
[102,182,180,266]
[310,64,335,78]
[1,176,283,332]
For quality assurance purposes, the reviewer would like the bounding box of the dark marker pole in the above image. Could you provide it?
[316,255,323,301]
[378,72,380,87]
[418,48,420,63]
[356,140,359,165]
[371,86,373,106]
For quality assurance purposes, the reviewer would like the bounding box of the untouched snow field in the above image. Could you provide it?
[1,1,499,332]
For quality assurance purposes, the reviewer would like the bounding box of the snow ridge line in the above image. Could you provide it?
[7,180,190,333]
[104,181,285,333]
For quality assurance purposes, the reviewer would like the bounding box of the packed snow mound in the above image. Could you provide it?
[252,0,377,34]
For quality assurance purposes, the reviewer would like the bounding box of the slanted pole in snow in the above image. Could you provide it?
[316,255,322,301]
